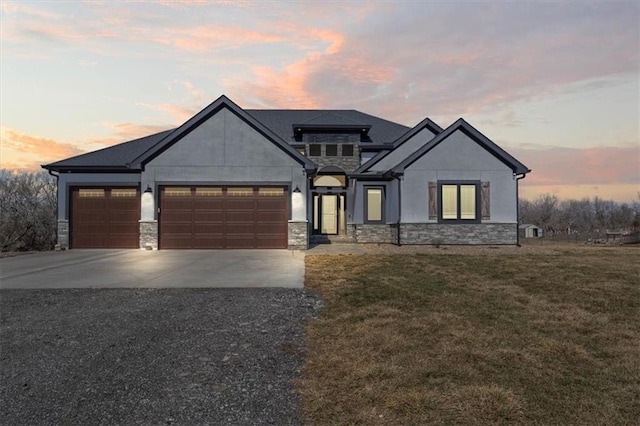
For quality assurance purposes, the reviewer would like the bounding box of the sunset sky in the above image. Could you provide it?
[1,0,638,202]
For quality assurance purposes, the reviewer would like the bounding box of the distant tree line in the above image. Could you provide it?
[519,194,640,237]
[0,170,57,252]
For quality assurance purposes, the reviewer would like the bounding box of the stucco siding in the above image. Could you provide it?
[144,107,308,221]
[369,128,435,171]
[352,180,398,224]
[400,130,517,223]
[148,108,300,168]
[56,173,141,220]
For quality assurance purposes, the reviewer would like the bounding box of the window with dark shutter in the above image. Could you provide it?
[309,144,321,156]
[326,144,338,156]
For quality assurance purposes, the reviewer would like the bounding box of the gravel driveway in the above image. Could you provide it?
[0,288,321,425]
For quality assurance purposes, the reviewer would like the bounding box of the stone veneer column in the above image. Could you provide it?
[56,220,69,250]
[139,220,158,250]
[288,221,309,250]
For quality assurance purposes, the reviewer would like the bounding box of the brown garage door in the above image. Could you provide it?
[160,186,288,249]
[71,187,140,248]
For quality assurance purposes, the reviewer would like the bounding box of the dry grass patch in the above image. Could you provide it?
[299,245,639,425]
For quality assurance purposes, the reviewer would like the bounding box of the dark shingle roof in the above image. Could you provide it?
[43,103,410,172]
[43,129,174,170]
[246,109,410,144]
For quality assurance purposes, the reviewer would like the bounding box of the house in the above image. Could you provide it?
[519,224,542,238]
[42,95,531,250]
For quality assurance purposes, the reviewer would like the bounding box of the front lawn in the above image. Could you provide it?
[300,245,639,425]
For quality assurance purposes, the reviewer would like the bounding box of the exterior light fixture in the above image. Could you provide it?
[144,185,152,194]
[293,186,301,193]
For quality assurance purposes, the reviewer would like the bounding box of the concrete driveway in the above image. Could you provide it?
[0,250,305,289]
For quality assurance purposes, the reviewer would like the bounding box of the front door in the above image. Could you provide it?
[320,195,338,234]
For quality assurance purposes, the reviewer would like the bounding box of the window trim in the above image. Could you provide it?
[364,186,385,224]
[437,181,481,224]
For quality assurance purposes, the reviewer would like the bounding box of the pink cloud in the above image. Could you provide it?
[87,123,174,148]
[1,127,83,163]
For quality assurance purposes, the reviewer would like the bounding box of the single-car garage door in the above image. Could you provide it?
[71,187,140,248]
[160,186,288,249]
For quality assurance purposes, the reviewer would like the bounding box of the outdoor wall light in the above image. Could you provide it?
[293,186,301,193]
[144,185,153,194]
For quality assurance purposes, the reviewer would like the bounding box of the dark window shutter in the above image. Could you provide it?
[309,144,321,156]
[481,182,490,220]
[428,181,437,220]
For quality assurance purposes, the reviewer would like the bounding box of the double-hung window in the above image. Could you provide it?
[438,181,480,223]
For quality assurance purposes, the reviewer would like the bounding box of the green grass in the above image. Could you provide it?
[299,246,639,425]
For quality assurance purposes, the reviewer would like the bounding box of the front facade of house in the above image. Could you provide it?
[43,95,530,250]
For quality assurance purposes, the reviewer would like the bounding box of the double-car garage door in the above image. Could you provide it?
[160,186,288,249]
[70,186,288,249]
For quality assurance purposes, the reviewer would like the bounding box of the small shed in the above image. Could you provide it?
[519,224,542,238]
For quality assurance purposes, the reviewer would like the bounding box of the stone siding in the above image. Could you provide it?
[139,220,158,250]
[57,220,69,249]
[288,221,309,250]
[352,223,398,244]
[400,223,517,245]
[306,143,360,172]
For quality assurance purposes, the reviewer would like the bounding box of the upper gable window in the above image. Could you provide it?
[326,144,338,156]
[309,144,321,156]
[342,144,354,157]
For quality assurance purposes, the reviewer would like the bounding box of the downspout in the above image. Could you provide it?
[515,173,526,247]
[396,176,402,246]
[47,169,60,247]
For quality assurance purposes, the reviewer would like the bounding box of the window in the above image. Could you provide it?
[295,147,305,155]
[227,187,253,196]
[365,187,384,223]
[309,144,321,156]
[342,144,354,157]
[326,144,338,156]
[78,189,104,198]
[438,182,480,223]
[164,187,191,196]
[195,187,222,196]
[111,189,137,198]
[258,187,284,196]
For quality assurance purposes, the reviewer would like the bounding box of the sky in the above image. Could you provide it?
[1,0,638,202]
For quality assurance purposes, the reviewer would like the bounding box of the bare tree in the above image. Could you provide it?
[0,170,57,252]
[519,193,639,238]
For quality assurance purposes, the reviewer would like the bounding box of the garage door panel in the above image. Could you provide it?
[226,199,255,209]
[226,211,255,223]
[193,211,223,222]
[256,211,285,222]
[257,198,285,209]
[71,187,140,249]
[162,223,193,234]
[193,223,224,234]
[194,199,224,209]
[160,186,288,249]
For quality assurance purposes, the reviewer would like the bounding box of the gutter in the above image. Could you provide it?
[397,177,402,246]
[515,173,527,247]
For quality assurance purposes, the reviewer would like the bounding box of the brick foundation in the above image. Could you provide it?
[139,220,158,250]
[288,221,309,250]
[399,223,517,245]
